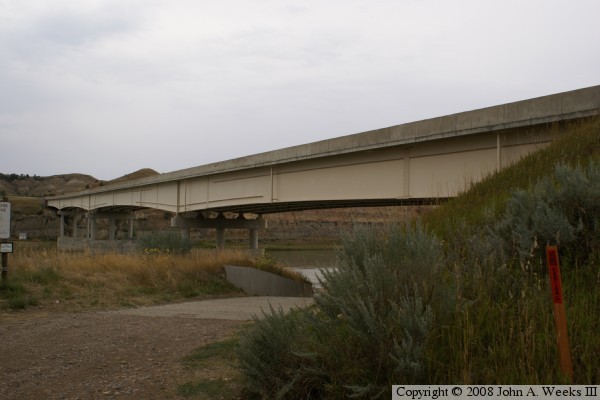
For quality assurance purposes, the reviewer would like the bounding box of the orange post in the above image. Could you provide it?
[545,246,573,382]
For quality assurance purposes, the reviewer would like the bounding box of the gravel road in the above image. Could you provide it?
[0,296,313,400]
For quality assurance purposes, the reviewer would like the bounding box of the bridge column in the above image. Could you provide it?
[129,219,135,239]
[89,213,97,240]
[72,215,78,238]
[59,213,65,237]
[216,228,226,249]
[108,218,116,240]
[180,227,190,241]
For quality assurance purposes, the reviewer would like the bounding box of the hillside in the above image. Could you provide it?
[0,169,160,239]
[0,173,101,197]
[0,168,161,198]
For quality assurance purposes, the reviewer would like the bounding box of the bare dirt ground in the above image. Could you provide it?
[0,297,313,400]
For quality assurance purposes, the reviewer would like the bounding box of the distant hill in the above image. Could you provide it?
[0,168,159,197]
[108,168,159,185]
[0,173,100,197]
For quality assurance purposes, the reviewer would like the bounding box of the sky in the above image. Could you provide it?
[1,0,599,180]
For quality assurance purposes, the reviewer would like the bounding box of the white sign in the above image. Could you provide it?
[0,242,13,253]
[0,202,10,239]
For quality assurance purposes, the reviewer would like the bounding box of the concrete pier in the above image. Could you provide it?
[171,213,266,249]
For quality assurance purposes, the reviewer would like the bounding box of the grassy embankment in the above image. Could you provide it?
[174,117,600,399]
[420,118,600,384]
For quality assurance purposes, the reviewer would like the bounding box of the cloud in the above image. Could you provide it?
[0,0,599,180]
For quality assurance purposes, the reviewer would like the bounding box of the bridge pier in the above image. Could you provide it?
[57,210,88,239]
[171,213,266,249]
[216,228,226,249]
[56,210,139,252]
[86,212,137,240]
[249,229,259,250]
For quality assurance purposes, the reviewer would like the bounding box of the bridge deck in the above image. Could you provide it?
[46,85,600,215]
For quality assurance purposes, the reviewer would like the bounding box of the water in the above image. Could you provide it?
[266,249,337,289]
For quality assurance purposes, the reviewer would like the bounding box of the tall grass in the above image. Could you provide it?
[1,245,259,310]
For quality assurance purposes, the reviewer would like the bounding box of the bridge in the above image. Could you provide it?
[46,85,600,251]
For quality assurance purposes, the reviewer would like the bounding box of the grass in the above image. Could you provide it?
[182,337,239,368]
[421,117,600,384]
[0,243,289,312]
[178,336,241,398]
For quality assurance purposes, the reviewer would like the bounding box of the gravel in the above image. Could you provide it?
[0,296,313,400]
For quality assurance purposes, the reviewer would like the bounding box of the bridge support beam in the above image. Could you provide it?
[171,214,266,249]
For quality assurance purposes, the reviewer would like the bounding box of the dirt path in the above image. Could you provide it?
[0,297,313,400]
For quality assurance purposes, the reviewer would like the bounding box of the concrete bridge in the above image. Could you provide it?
[46,85,600,250]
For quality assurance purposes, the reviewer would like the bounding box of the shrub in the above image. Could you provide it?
[237,224,455,398]
[237,306,319,399]
[495,162,600,266]
[137,230,191,254]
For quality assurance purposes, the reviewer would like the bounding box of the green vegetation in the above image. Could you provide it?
[236,118,600,398]
[177,337,241,398]
[182,337,239,368]
[137,230,192,254]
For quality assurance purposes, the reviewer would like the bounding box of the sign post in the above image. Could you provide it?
[545,245,573,382]
[0,201,11,281]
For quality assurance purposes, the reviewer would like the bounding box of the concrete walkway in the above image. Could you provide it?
[109,296,314,321]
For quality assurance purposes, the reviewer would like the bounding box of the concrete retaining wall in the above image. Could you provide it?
[224,265,314,297]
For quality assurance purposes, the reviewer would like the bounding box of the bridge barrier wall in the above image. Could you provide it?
[224,265,314,297]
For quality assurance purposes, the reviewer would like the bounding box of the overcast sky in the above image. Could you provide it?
[1,0,599,180]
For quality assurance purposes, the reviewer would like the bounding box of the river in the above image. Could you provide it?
[266,248,337,289]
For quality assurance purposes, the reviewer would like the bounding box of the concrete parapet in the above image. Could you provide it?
[224,265,313,297]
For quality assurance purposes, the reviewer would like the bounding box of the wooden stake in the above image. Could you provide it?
[1,252,7,281]
[545,246,573,382]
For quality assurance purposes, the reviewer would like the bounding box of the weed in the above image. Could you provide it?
[179,336,241,398]
[182,337,238,368]
[137,230,191,254]
[177,379,232,398]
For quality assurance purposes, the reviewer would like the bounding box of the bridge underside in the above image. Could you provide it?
[178,197,445,215]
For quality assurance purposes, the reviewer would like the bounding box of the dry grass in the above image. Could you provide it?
[2,244,260,312]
